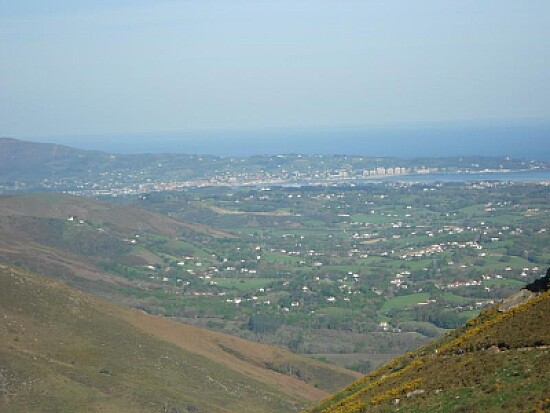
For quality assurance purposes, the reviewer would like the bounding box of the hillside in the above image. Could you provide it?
[305,271,550,413]
[0,193,234,299]
[0,138,109,181]
[0,193,233,238]
[0,264,359,413]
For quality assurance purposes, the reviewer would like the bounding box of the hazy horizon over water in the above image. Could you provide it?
[27,121,550,160]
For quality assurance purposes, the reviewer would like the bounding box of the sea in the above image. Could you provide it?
[358,170,550,184]
[30,120,550,160]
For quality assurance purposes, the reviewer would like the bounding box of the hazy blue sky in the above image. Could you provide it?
[1,1,550,138]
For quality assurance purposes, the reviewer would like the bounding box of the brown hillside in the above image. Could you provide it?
[0,193,235,238]
[0,264,358,413]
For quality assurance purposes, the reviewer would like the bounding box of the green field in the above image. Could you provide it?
[381,293,431,312]
[210,277,276,292]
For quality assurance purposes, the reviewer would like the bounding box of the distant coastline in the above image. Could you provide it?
[24,120,550,160]
[2,136,549,196]
[357,169,550,184]
[273,169,550,188]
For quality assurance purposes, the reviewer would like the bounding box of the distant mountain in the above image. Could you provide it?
[305,271,550,413]
[0,263,359,413]
[0,137,226,186]
[0,137,109,181]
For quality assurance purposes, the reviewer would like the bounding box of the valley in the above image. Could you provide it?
[1,178,548,374]
[0,139,548,412]
[3,1,549,410]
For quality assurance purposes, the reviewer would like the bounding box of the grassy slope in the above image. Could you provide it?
[0,264,358,413]
[0,193,237,301]
[0,193,235,238]
[305,288,550,413]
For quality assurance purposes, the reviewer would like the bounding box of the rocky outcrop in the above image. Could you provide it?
[525,267,550,293]
[499,288,536,312]
[499,267,549,312]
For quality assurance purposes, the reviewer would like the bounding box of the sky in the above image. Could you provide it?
[1,0,550,142]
